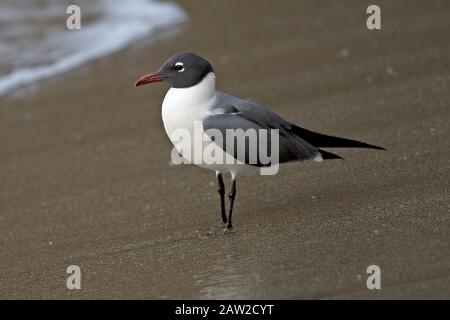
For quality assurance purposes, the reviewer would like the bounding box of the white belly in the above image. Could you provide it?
[161,73,259,177]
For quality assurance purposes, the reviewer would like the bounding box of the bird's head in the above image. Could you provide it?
[135,52,213,89]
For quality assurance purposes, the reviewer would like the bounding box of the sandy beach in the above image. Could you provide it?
[0,0,449,299]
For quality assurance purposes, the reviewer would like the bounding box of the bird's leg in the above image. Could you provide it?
[205,175,236,237]
[216,172,227,224]
[226,177,237,230]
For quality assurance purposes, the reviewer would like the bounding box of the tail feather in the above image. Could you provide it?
[318,149,343,160]
[291,124,385,150]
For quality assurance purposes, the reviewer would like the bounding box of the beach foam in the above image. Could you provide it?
[0,0,186,97]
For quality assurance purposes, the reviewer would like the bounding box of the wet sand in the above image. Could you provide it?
[0,0,449,299]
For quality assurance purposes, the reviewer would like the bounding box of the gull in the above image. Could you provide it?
[136,52,384,232]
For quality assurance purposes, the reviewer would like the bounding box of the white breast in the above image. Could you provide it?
[161,72,217,137]
[161,72,260,177]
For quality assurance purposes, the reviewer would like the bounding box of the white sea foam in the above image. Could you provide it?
[0,0,186,97]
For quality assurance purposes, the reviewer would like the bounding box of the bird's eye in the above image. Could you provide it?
[173,62,184,72]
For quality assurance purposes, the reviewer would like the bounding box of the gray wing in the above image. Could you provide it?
[202,91,321,167]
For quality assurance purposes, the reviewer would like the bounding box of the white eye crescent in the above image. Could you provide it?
[174,62,184,72]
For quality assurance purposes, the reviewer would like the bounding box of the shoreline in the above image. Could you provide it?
[0,0,186,99]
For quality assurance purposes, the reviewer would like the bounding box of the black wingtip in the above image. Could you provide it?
[319,149,343,160]
[359,143,386,151]
[290,124,386,151]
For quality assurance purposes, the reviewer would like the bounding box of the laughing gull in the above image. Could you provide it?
[135,52,384,232]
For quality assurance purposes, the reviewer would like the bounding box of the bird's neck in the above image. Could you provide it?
[166,72,216,107]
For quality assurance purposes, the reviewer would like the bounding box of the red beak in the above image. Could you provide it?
[135,72,166,87]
